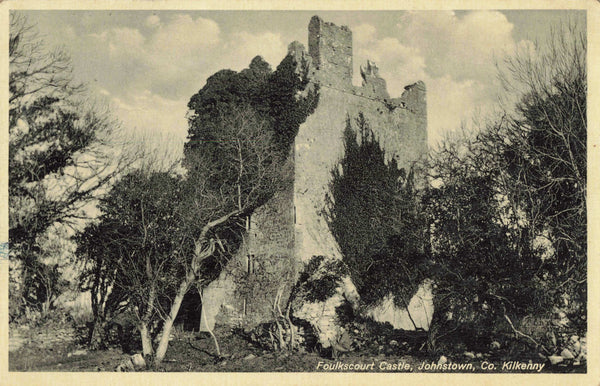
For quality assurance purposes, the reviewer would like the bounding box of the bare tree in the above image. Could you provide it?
[153,105,289,363]
[495,21,586,267]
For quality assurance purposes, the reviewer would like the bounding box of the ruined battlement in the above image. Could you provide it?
[305,15,425,118]
[360,60,390,99]
[393,81,427,115]
[298,17,427,170]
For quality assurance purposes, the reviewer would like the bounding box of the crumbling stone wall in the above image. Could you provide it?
[309,16,353,90]
[291,18,428,342]
[360,60,389,99]
[294,17,427,265]
[201,15,430,342]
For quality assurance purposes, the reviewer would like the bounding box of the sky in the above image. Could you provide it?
[18,10,586,156]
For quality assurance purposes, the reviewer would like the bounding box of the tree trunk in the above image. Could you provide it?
[136,283,157,358]
[138,284,156,357]
[140,322,153,357]
[90,320,106,350]
[154,274,193,364]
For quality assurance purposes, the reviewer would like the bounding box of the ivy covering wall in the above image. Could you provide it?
[327,114,428,308]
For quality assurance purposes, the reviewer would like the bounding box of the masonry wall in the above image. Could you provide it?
[240,159,298,327]
[201,157,298,331]
[294,17,427,263]
[201,15,428,332]
[293,86,428,261]
[309,16,353,89]
[291,17,430,335]
[247,161,295,260]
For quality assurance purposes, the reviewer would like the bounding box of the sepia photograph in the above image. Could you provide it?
[2,1,596,383]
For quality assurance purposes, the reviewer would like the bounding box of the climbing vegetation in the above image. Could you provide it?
[327,114,428,309]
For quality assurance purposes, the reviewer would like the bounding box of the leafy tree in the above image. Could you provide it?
[9,13,124,317]
[79,52,315,363]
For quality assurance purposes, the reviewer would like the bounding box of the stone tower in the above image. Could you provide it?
[308,16,353,89]
[293,16,427,265]
[200,16,430,341]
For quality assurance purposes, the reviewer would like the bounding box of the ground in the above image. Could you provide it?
[8,317,585,373]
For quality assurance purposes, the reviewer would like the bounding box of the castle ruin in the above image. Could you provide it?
[200,16,430,346]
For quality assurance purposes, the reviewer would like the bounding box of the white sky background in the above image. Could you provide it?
[20,10,586,157]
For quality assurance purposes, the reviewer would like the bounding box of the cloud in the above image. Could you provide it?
[396,11,516,82]
[149,14,220,59]
[109,90,188,157]
[227,31,286,70]
[112,90,187,135]
[354,29,426,93]
[84,14,287,102]
[67,13,291,157]
[426,76,490,146]
[83,15,221,99]
[79,15,218,133]
[106,27,146,56]
[62,11,529,155]
[353,23,377,44]
[352,12,526,146]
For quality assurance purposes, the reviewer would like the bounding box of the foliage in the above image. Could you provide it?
[423,139,541,351]
[237,255,299,352]
[76,170,192,350]
[231,253,297,323]
[424,22,587,352]
[9,13,124,317]
[183,53,314,265]
[76,51,303,360]
[78,100,291,362]
[496,23,587,331]
[175,53,317,358]
[185,53,318,161]
[185,56,272,157]
[295,256,349,303]
[337,315,428,357]
[19,261,68,318]
[327,114,428,308]
[264,54,320,150]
